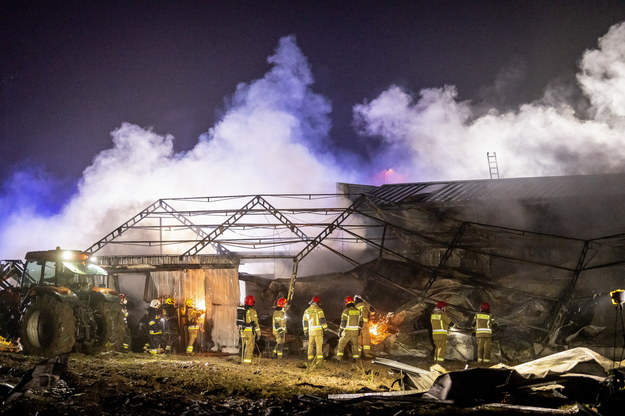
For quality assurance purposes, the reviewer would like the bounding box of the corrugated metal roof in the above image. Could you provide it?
[368,173,625,204]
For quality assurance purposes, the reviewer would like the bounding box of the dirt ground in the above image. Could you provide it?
[0,350,587,415]
[0,351,419,415]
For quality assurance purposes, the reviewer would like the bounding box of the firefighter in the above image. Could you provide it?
[119,293,131,352]
[473,302,493,364]
[430,300,453,362]
[146,299,163,354]
[237,295,260,365]
[302,296,327,362]
[354,295,376,359]
[162,297,180,353]
[184,299,203,355]
[272,297,288,359]
[335,296,362,362]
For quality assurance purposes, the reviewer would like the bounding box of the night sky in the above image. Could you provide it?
[2,1,625,257]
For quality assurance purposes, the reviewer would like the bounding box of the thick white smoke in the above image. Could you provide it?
[0,36,354,258]
[354,21,625,181]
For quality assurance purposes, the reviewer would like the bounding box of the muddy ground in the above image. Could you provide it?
[0,351,588,415]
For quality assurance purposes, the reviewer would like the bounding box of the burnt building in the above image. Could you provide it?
[85,173,625,361]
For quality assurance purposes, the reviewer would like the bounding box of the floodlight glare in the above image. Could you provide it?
[610,289,625,305]
[61,250,74,261]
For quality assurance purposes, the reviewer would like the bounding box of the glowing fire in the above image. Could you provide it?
[195,298,206,311]
[368,318,392,345]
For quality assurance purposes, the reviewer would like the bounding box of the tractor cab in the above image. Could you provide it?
[22,248,111,294]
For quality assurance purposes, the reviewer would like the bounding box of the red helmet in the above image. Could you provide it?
[244,295,255,306]
[276,298,287,308]
[310,296,320,304]
[436,301,448,309]
[480,302,491,312]
[344,296,354,305]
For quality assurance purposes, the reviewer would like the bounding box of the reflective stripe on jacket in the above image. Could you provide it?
[273,309,286,333]
[340,306,362,332]
[240,306,261,335]
[355,301,372,323]
[474,312,492,335]
[430,310,451,335]
[303,304,327,335]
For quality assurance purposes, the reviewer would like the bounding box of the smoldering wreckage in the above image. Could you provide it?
[2,176,625,415]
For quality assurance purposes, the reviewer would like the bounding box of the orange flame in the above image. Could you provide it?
[368,318,391,345]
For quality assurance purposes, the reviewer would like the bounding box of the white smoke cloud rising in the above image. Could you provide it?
[2,21,625,258]
[354,21,625,181]
[0,36,354,258]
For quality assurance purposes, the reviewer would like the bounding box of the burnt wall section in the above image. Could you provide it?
[351,195,625,361]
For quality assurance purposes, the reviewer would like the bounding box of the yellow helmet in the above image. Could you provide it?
[165,297,175,305]
[185,299,195,307]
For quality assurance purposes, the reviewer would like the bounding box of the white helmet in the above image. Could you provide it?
[150,299,161,308]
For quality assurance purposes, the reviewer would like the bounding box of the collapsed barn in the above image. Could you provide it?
[49,172,625,363]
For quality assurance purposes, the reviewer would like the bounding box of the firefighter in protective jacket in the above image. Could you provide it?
[472,302,493,364]
[119,293,131,352]
[272,298,288,358]
[302,296,327,361]
[237,295,261,365]
[162,297,180,353]
[336,296,363,361]
[354,295,375,358]
[146,299,163,354]
[183,299,203,355]
[430,301,453,362]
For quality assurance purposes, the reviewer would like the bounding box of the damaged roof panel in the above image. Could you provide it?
[369,173,625,205]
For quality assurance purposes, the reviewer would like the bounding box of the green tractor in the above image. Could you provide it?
[0,248,125,356]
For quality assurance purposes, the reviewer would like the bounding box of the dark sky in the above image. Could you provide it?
[2,0,625,187]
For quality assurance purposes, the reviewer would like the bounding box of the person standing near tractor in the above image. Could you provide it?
[119,293,131,352]
[302,296,327,362]
[272,297,288,359]
[237,295,260,365]
[146,299,163,354]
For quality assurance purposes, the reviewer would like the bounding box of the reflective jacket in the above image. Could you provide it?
[340,304,362,333]
[185,306,202,330]
[302,304,327,336]
[430,308,451,336]
[147,307,163,335]
[238,305,261,336]
[355,299,373,323]
[473,312,492,337]
[273,307,286,334]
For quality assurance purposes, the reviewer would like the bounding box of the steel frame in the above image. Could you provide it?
[82,192,625,347]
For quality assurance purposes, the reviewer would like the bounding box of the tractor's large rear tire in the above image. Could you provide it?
[20,296,76,357]
[82,301,126,354]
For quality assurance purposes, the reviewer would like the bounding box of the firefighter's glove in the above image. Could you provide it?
[277,329,284,335]
[338,330,343,338]
[304,331,308,338]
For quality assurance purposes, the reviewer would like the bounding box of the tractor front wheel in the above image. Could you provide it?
[20,296,76,357]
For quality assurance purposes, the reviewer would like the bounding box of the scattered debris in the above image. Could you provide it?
[3,353,69,404]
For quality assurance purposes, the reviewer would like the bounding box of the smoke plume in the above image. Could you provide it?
[0,36,352,258]
[354,21,625,181]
